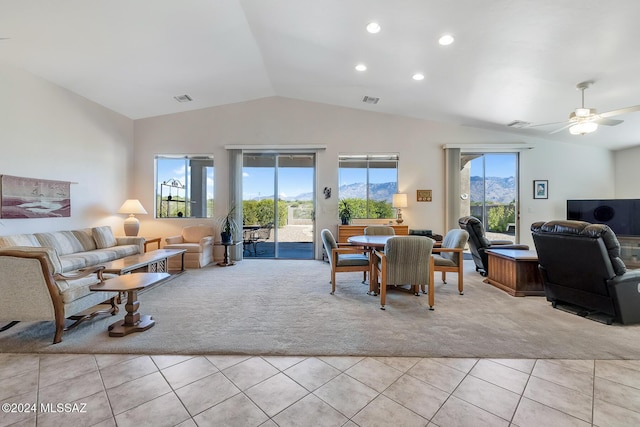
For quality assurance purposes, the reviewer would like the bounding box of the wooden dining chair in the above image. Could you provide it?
[428,229,469,295]
[371,236,435,310]
[321,229,371,295]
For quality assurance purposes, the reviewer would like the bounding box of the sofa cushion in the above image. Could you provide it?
[58,254,89,272]
[92,226,117,249]
[71,244,140,266]
[0,234,41,248]
[73,228,97,251]
[57,274,119,303]
[35,231,85,256]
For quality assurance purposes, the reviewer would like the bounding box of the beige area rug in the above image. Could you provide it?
[2,259,640,358]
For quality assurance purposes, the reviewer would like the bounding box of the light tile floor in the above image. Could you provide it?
[2,354,640,426]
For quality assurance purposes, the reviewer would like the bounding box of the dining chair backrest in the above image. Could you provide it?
[439,229,469,264]
[364,226,396,236]
[321,229,338,267]
[383,236,434,285]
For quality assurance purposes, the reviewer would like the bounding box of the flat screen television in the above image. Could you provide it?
[567,199,640,236]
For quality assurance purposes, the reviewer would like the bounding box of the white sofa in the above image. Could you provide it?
[164,225,214,268]
[0,226,144,343]
[0,226,144,273]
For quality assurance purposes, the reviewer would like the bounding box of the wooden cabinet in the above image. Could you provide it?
[338,225,409,243]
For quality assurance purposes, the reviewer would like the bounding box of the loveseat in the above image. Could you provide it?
[0,226,144,342]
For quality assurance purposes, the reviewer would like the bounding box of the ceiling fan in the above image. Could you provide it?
[530,81,640,135]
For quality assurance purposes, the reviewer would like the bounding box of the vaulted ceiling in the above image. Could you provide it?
[2,0,640,150]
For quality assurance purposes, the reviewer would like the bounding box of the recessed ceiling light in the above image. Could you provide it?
[438,34,454,46]
[412,73,425,81]
[355,64,367,72]
[366,22,381,34]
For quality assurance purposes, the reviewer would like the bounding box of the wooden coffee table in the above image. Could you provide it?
[101,249,186,275]
[90,272,169,337]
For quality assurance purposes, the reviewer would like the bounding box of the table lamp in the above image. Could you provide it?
[117,199,148,236]
[392,193,408,224]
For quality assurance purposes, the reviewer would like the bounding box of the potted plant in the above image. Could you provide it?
[339,200,352,225]
[217,206,239,244]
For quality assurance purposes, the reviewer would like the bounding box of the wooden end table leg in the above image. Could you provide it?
[108,289,154,337]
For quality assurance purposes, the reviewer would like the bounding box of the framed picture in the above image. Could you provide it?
[533,180,548,199]
[1,175,71,218]
[417,189,432,202]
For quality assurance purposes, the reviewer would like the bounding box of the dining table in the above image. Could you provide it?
[347,234,441,248]
[346,234,394,249]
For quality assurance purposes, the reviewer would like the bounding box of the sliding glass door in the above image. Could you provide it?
[460,153,520,241]
[242,153,315,259]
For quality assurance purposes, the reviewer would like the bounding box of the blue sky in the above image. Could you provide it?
[157,158,214,198]
[243,167,314,200]
[158,155,513,200]
[470,154,516,178]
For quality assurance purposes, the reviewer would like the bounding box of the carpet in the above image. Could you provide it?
[2,260,640,358]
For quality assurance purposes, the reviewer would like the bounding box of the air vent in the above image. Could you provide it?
[174,94,193,103]
[362,95,380,104]
[507,120,531,128]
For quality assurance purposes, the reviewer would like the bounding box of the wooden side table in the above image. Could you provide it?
[218,241,241,267]
[143,237,161,252]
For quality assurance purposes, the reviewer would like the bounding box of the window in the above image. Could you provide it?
[155,155,214,218]
[338,154,398,219]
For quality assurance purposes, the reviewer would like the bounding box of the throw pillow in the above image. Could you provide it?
[92,226,117,249]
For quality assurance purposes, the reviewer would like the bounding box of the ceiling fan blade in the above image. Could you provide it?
[593,118,624,126]
[549,122,575,134]
[526,120,568,128]
[598,105,640,118]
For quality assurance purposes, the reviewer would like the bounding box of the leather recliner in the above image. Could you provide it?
[458,216,529,276]
[531,220,640,324]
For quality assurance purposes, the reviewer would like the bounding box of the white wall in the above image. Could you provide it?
[0,63,134,236]
[614,146,640,198]
[134,96,616,254]
[518,139,615,246]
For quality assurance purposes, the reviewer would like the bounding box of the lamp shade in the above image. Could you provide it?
[392,193,408,208]
[117,199,148,215]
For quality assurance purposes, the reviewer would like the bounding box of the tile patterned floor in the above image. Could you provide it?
[2,353,640,426]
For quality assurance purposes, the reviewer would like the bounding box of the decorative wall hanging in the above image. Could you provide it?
[417,189,432,202]
[1,175,71,218]
[533,180,548,199]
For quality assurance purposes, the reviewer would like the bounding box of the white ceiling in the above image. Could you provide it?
[2,0,640,150]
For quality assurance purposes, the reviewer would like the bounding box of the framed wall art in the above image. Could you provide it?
[533,180,548,199]
[0,175,71,218]
[417,189,432,202]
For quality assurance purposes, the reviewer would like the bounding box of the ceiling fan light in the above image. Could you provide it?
[569,122,598,135]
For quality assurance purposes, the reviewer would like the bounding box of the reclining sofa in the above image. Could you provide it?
[531,220,640,324]
[0,226,144,342]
